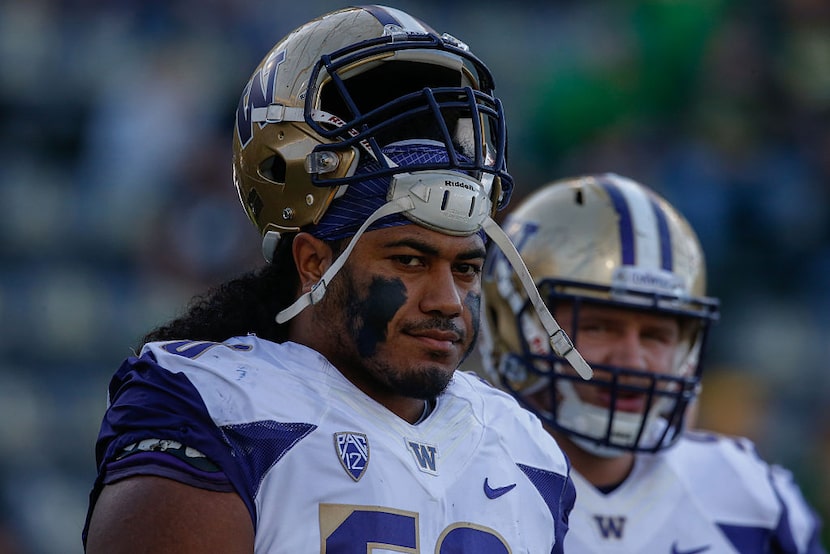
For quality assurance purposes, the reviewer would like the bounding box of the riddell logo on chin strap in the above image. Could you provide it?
[444,179,476,191]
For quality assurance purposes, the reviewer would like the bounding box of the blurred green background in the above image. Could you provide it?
[1,0,828,551]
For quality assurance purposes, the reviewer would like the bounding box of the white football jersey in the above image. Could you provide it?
[565,431,826,553]
[86,336,575,553]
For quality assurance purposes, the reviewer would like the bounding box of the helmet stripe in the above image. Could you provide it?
[600,176,672,270]
[600,179,635,266]
[649,196,673,271]
[361,5,435,34]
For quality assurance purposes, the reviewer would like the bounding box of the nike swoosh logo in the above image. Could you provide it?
[483,478,516,499]
[671,542,711,554]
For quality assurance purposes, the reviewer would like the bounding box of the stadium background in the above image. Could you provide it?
[1,0,828,551]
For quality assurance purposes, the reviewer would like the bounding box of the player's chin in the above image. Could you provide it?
[400,345,460,373]
[399,362,455,399]
[423,346,468,375]
[397,353,460,381]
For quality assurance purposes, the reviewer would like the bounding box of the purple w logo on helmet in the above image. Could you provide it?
[236,49,285,147]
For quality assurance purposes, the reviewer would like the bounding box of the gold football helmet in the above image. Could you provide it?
[481,173,720,455]
[232,4,511,252]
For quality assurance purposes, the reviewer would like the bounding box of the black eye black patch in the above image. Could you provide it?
[464,291,481,331]
[350,276,407,357]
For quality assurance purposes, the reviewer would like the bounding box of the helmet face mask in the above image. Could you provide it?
[481,173,720,456]
[499,288,708,456]
[233,5,511,239]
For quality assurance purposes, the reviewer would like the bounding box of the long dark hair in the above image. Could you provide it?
[140,234,300,348]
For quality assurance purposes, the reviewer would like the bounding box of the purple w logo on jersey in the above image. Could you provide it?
[236,49,286,147]
[593,515,626,539]
[406,440,438,475]
[334,432,369,482]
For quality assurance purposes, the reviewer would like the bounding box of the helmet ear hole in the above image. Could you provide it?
[260,155,287,184]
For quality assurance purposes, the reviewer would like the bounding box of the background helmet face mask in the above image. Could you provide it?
[232,4,512,242]
[481,173,720,456]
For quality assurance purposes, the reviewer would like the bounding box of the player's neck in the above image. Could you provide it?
[370,393,433,424]
[556,434,635,490]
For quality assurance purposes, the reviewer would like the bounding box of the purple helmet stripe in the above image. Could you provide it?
[359,5,436,34]
[649,196,673,271]
[600,179,636,266]
[359,4,400,26]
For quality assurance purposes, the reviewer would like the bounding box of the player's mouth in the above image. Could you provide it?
[597,390,648,412]
[407,329,461,353]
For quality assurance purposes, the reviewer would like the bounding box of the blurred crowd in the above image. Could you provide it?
[1,0,828,551]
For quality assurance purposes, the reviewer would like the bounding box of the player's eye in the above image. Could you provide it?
[454,262,482,277]
[391,255,423,267]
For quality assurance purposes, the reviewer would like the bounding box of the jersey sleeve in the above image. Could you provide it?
[83,348,257,544]
[768,463,827,554]
[681,431,826,554]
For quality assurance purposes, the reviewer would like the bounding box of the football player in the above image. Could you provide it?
[481,173,826,553]
[82,5,588,553]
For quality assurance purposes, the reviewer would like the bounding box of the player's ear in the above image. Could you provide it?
[292,232,334,293]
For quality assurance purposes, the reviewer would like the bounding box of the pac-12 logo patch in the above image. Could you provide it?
[334,432,369,481]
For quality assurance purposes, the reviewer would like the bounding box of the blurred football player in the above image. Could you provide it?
[82,5,587,553]
[481,173,826,552]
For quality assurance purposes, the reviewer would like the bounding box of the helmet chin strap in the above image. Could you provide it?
[483,218,592,380]
[275,195,413,324]
[274,163,592,380]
